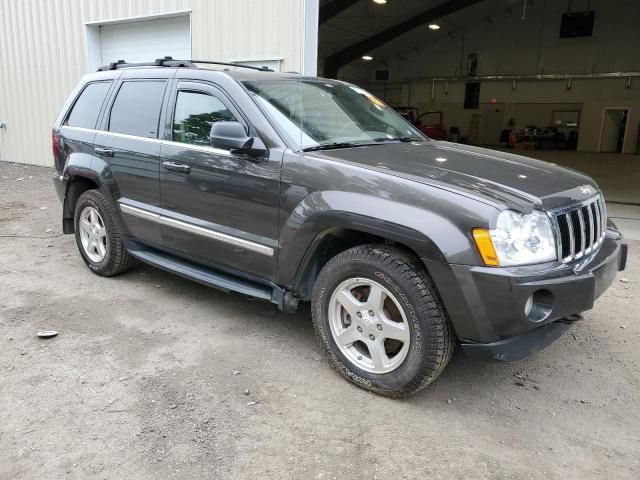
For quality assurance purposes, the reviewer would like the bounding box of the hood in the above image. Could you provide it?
[313,141,597,210]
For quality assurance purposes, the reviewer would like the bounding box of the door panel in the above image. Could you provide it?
[160,82,282,281]
[160,142,282,280]
[94,132,163,244]
[95,79,168,246]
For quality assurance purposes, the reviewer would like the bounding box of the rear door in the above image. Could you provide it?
[57,80,115,173]
[94,72,170,247]
[159,80,281,281]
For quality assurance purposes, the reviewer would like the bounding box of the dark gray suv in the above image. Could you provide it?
[52,58,627,397]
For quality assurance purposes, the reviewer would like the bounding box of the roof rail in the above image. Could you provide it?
[188,60,274,72]
[96,56,274,72]
[97,57,195,71]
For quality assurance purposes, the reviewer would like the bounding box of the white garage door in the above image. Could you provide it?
[99,15,191,65]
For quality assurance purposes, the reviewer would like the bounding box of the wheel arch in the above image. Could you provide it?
[288,223,436,300]
[62,156,117,234]
[277,190,475,297]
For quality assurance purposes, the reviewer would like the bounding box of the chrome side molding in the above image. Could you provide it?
[119,203,274,257]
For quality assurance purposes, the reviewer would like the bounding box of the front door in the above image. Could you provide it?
[159,81,281,281]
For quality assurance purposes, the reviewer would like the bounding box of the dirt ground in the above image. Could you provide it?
[1,161,638,480]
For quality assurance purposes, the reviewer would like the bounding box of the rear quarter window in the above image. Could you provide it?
[65,81,112,129]
[108,80,167,138]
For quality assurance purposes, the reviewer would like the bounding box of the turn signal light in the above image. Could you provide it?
[472,228,500,266]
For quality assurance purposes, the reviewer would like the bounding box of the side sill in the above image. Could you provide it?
[124,240,299,313]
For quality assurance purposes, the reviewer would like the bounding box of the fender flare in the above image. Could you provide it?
[61,154,121,233]
[276,191,475,297]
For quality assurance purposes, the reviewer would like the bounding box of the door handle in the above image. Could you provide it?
[163,161,191,174]
[94,147,114,157]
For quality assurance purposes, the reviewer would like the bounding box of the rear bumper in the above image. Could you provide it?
[424,221,627,361]
[52,172,66,203]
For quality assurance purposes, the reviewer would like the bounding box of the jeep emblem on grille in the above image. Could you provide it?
[580,185,592,196]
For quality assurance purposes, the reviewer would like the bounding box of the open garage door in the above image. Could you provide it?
[317,0,640,205]
[88,14,191,69]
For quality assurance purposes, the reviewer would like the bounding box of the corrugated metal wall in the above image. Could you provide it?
[0,0,305,166]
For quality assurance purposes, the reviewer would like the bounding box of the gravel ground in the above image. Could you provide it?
[1,161,639,480]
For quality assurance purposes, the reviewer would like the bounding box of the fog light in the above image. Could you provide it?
[524,295,534,317]
[524,290,554,322]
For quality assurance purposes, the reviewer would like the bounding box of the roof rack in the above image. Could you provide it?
[97,57,194,71]
[190,59,274,72]
[97,56,274,72]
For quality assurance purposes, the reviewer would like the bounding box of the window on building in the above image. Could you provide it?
[172,91,238,146]
[65,81,112,129]
[109,81,166,138]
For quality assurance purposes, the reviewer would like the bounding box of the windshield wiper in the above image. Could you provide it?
[379,136,423,143]
[303,142,362,152]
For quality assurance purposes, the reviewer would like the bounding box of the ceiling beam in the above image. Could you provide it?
[323,0,485,77]
[319,0,361,24]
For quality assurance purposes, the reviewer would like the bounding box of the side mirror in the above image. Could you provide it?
[210,121,267,158]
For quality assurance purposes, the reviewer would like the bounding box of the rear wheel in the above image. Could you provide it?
[311,244,455,397]
[74,190,135,276]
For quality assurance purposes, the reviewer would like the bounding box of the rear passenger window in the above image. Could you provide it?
[65,82,111,129]
[173,91,237,146]
[109,81,166,138]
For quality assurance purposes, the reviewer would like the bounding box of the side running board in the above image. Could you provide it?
[124,241,298,313]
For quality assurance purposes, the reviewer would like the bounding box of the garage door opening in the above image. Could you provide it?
[86,12,191,71]
[600,108,630,153]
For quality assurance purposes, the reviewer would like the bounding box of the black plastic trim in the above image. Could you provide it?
[460,315,581,362]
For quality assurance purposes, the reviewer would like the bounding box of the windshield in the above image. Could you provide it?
[242,79,425,150]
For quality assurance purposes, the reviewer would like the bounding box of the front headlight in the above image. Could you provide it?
[473,210,557,266]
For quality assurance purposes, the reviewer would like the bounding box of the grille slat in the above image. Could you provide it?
[576,208,586,257]
[585,205,594,253]
[552,195,605,263]
[566,211,575,259]
[599,198,607,241]
[591,202,602,244]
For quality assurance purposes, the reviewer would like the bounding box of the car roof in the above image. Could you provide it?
[82,65,322,84]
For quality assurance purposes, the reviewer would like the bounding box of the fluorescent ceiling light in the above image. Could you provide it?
[362,55,373,61]
[428,24,441,30]
[372,0,387,4]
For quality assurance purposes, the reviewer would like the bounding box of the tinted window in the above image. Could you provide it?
[109,81,166,138]
[66,82,111,128]
[173,91,237,146]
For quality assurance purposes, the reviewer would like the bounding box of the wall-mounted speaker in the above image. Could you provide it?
[560,11,595,38]
[374,69,390,82]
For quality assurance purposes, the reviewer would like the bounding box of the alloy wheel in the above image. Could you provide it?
[78,206,108,263]
[328,277,411,374]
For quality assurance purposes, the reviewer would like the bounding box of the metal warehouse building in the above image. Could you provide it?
[0,0,319,167]
[0,0,639,206]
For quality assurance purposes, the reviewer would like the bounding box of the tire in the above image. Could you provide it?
[311,244,455,397]
[73,189,136,277]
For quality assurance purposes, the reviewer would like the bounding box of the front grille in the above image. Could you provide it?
[551,195,606,263]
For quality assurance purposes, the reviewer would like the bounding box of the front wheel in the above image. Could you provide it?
[311,244,455,397]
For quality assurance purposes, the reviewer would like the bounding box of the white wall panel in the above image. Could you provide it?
[0,0,309,166]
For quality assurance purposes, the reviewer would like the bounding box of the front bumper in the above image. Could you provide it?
[461,314,582,362]
[424,222,627,361]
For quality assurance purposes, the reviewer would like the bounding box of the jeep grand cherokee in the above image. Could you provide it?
[52,58,627,397]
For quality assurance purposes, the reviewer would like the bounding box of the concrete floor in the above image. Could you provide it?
[496,149,640,205]
[1,162,639,479]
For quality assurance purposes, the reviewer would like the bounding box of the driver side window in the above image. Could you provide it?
[173,91,237,146]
